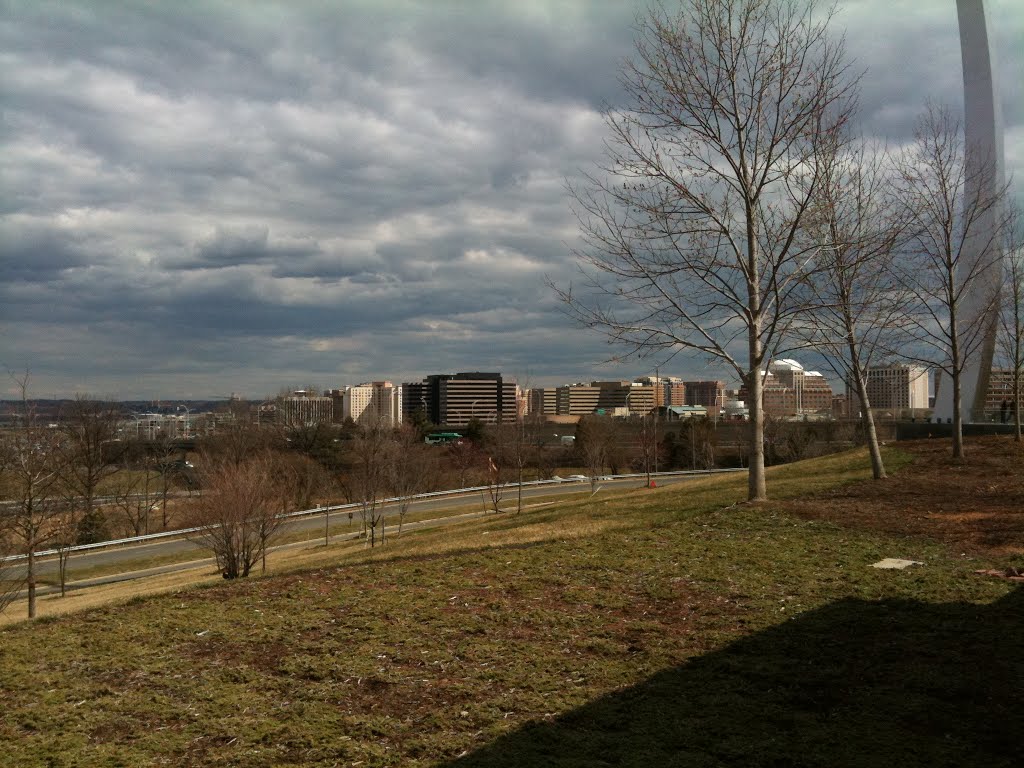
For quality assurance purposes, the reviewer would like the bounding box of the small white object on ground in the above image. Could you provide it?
[870,558,924,570]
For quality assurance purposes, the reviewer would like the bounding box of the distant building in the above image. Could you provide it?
[661,405,708,420]
[556,383,601,416]
[526,387,558,416]
[849,364,930,417]
[739,360,833,418]
[683,380,727,416]
[122,413,191,440]
[555,381,657,417]
[832,393,849,420]
[634,375,686,408]
[278,391,334,426]
[343,381,403,426]
[402,381,429,423]
[983,368,1024,422]
[402,373,517,426]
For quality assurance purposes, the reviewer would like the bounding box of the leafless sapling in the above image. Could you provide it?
[892,104,1010,459]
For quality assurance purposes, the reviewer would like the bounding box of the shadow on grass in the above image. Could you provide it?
[445,587,1022,768]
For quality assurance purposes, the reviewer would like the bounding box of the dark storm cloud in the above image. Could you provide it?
[1,0,1020,398]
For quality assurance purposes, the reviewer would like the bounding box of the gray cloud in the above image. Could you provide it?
[1,0,1020,399]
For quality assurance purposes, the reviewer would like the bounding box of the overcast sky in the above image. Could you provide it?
[2,0,1021,400]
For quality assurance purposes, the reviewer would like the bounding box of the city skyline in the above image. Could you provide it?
[3,1,1021,400]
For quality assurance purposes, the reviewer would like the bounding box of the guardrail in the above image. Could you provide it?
[1,468,745,562]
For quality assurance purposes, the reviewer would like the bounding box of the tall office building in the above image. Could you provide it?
[343,381,403,427]
[983,368,1023,421]
[402,373,517,426]
[555,381,657,416]
[440,373,518,425]
[849,364,930,416]
[683,380,727,413]
[634,376,686,408]
[526,387,558,416]
[278,390,335,426]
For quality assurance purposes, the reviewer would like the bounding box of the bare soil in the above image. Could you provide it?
[783,435,1024,557]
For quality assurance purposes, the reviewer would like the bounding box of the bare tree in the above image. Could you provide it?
[576,415,618,494]
[674,416,717,470]
[636,412,658,486]
[51,395,123,595]
[348,421,391,547]
[57,395,123,542]
[893,104,1010,459]
[0,440,24,614]
[490,418,532,514]
[388,425,435,536]
[797,138,906,479]
[555,0,858,501]
[998,205,1023,440]
[199,404,277,467]
[186,453,282,579]
[483,422,509,514]
[4,373,64,618]
[0,524,20,615]
[447,439,483,490]
[150,435,187,529]
[108,470,152,538]
[277,452,330,512]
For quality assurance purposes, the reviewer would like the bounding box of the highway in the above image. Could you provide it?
[7,473,720,597]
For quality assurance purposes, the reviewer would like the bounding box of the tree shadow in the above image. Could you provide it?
[444,587,1022,768]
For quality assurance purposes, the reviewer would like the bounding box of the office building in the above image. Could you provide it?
[403,373,518,426]
[343,381,403,427]
[634,376,686,408]
[684,380,727,415]
[739,360,833,418]
[983,368,1023,421]
[278,390,334,426]
[555,381,657,417]
[849,364,930,417]
[526,387,558,416]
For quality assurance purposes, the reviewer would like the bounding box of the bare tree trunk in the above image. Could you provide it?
[1015,373,1022,442]
[951,328,965,460]
[851,361,887,480]
[27,536,36,619]
[516,464,523,514]
[58,542,70,598]
[747,360,767,502]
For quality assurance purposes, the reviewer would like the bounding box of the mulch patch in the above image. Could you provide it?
[779,436,1024,557]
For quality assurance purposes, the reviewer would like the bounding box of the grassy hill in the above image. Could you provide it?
[1,439,1021,767]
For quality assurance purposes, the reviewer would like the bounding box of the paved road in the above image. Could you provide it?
[11,474,706,597]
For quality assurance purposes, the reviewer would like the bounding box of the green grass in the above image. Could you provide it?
[1,446,1019,767]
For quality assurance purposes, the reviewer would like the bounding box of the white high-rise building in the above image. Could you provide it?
[850,364,930,415]
[343,382,403,426]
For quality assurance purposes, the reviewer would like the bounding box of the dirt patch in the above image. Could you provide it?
[781,436,1024,557]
